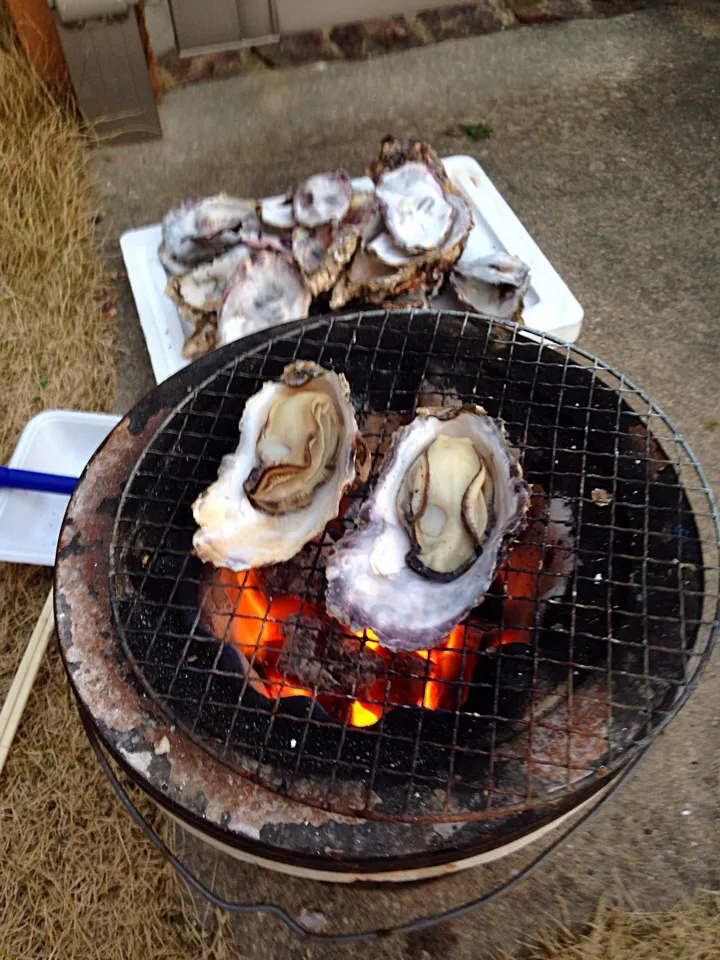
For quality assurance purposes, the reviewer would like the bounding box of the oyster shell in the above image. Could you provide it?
[182,318,218,359]
[452,253,530,320]
[193,361,362,571]
[159,195,259,274]
[325,406,530,651]
[259,194,295,230]
[293,193,380,298]
[367,135,450,189]
[329,249,427,310]
[217,250,311,346]
[376,162,455,254]
[294,170,352,228]
[166,245,251,326]
[367,193,472,268]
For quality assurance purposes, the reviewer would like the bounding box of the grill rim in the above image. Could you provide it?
[76,309,720,825]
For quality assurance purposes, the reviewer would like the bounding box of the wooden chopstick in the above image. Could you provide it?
[0,588,55,777]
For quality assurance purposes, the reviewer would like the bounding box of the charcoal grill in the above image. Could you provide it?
[55,309,719,939]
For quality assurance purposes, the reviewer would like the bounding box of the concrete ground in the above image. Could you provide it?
[93,4,720,957]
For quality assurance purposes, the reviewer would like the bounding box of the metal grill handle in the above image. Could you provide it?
[80,702,645,945]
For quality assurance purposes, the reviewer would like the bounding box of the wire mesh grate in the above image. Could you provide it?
[109,311,719,822]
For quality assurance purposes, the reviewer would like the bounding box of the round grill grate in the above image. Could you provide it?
[110,311,719,822]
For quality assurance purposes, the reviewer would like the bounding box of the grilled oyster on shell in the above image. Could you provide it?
[325,406,530,651]
[294,170,352,228]
[217,250,311,346]
[452,252,530,320]
[159,195,259,274]
[193,361,362,571]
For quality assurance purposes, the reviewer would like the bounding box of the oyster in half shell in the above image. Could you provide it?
[325,406,530,651]
[193,361,363,571]
[217,250,311,346]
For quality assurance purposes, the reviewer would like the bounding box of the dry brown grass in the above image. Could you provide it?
[506,893,720,960]
[0,19,235,960]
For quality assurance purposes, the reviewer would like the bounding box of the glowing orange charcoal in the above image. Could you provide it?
[201,567,314,698]
[200,566,499,726]
[349,700,384,727]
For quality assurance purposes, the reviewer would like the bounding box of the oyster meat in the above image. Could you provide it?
[217,250,311,346]
[159,195,259,274]
[376,162,455,254]
[193,361,363,570]
[452,252,530,320]
[294,170,352,228]
[325,406,530,651]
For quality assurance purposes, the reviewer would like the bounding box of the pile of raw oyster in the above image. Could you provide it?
[160,136,531,360]
[193,360,532,652]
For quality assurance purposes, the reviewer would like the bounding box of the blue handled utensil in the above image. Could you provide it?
[0,467,78,496]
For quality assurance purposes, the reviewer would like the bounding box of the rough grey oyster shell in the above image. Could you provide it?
[159,194,259,274]
[293,170,352,228]
[293,192,380,298]
[217,250,311,347]
[375,162,455,254]
[452,252,530,320]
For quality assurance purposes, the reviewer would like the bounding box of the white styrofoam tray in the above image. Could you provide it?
[0,410,121,566]
[121,155,583,386]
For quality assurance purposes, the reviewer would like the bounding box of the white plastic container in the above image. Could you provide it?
[0,410,121,566]
[121,155,583,385]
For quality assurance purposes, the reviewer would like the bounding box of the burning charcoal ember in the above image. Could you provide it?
[256,541,330,598]
[496,487,576,643]
[359,410,414,463]
[591,487,613,507]
[277,616,383,691]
